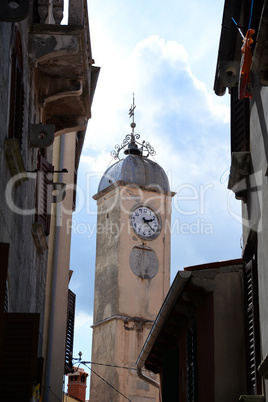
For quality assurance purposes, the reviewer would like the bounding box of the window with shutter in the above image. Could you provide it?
[186,321,198,401]
[244,259,261,394]
[231,86,250,153]
[0,313,39,400]
[9,29,24,149]
[65,289,76,374]
[36,152,54,236]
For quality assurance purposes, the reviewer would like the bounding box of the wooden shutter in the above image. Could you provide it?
[0,313,39,401]
[9,30,24,149]
[65,289,76,373]
[244,259,261,394]
[186,322,198,401]
[36,153,53,236]
[231,86,250,153]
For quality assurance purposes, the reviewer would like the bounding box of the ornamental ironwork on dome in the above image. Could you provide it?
[97,95,170,194]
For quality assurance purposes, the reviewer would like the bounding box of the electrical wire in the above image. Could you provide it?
[81,360,138,371]
[248,0,254,30]
[71,357,153,400]
[83,362,133,402]
[232,17,245,39]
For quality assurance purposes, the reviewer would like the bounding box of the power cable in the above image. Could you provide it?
[80,360,138,371]
[83,362,132,402]
[248,0,254,30]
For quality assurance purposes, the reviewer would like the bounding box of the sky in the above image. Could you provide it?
[64,0,243,396]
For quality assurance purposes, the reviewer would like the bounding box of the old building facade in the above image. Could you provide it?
[0,1,98,401]
[214,0,268,399]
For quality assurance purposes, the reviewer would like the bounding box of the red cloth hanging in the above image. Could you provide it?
[239,29,255,99]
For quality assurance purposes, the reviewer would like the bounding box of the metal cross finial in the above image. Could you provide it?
[129,93,136,134]
[129,93,136,120]
[111,94,156,160]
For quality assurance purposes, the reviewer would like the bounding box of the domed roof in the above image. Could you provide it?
[98,154,170,193]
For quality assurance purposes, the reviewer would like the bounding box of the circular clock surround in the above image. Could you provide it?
[130,204,162,240]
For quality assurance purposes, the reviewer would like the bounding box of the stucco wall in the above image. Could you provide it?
[213,268,246,400]
[248,80,268,388]
[44,132,77,402]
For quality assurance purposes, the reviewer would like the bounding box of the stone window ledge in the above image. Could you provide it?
[4,139,28,186]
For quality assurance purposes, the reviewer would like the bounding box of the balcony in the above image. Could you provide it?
[28,0,99,135]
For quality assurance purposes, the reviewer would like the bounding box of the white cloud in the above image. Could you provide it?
[75,311,93,330]
[85,35,229,178]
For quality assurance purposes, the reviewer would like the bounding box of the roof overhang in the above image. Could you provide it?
[136,259,243,375]
[214,0,266,96]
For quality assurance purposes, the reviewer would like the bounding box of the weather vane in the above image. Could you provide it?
[111,94,156,161]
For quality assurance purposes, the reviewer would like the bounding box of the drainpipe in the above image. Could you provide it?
[136,270,192,388]
[43,134,65,402]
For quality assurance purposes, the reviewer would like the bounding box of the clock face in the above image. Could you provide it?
[130,205,161,240]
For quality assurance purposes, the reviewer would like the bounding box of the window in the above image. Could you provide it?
[230,86,250,153]
[0,313,39,400]
[244,258,261,394]
[65,289,76,374]
[186,322,198,401]
[161,348,180,402]
[4,281,9,313]
[9,29,24,149]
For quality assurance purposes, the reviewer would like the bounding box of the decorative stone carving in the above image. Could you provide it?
[38,0,49,23]
[28,0,99,136]
[53,0,63,25]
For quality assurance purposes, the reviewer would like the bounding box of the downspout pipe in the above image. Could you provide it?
[43,134,65,402]
[136,270,192,388]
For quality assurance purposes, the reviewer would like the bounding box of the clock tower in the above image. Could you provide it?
[90,102,174,401]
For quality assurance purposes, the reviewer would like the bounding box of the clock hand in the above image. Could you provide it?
[142,217,154,223]
[146,221,154,231]
[142,217,154,231]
